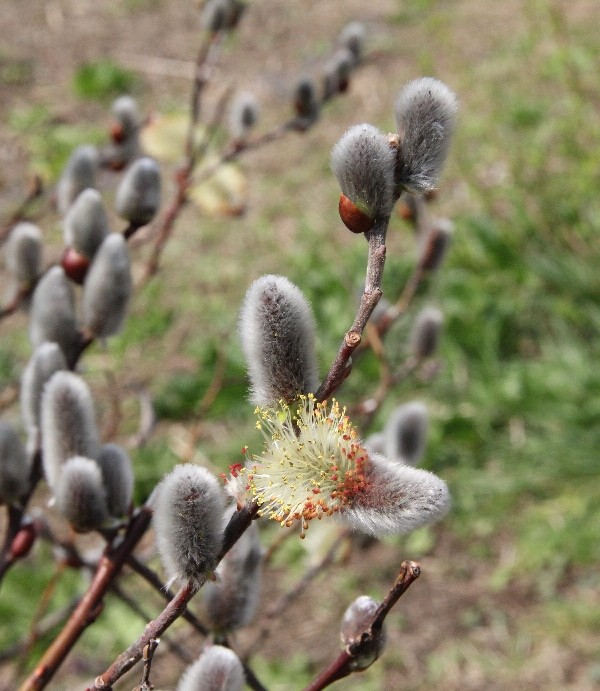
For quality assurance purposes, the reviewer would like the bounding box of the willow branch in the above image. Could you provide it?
[19,505,153,691]
[315,215,390,402]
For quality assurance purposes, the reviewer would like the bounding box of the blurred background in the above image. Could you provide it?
[0,1,599,689]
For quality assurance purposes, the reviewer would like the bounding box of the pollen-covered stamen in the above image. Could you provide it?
[241,395,370,533]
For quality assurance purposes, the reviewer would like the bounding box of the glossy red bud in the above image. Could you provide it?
[338,194,374,234]
[61,246,90,285]
[10,522,37,560]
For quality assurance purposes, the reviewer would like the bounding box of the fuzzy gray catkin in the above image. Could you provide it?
[152,464,225,584]
[40,371,100,491]
[56,145,99,216]
[323,48,353,100]
[395,77,458,194]
[29,266,79,363]
[383,401,429,466]
[115,157,161,226]
[5,222,43,287]
[341,452,450,536]
[176,645,245,691]
[331,123,397,220]
[410,305,444,359]
[0,421,30,503]
[21,342,67,449]
[293,76,320,129]
[228,91,259,142]
[340,595,386,670]
[337,21,366,66]
[63,188,109,259]
[54,456,109,532]
[239,275,319,406]
[96,443,134,518]
[203,515,262,634]
[81,233,132,338]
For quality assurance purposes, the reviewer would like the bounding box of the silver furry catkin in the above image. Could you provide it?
[340,595,386,671]
[395,77,458,193]
[0,421,30,503]
[383,401,429,466]
[239,275,319,406]
[152,464,225,584]
[40,371,100,491]
[28,266,79,364]
[337,21,366,66]
[341,452,450,536]
[5,222,43,287]
[81,233,132,338]
[323,48,353,100]
[115,157,161,227]
[176,645,245,691]
[56,145,99,216]
[293,76,320,129]
[107,95,140,168]
[410,305,444,359]
[203,515,262,635]
[228,91,260,142]
[63,188,109,259]
[96,443,134,518]
[21,342,67,449]
[54,456,108,532]
[331,123,397,221]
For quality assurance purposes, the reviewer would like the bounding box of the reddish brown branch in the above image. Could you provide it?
[19,506,153,691]
[303,560,421,691]
[315,215,390,402]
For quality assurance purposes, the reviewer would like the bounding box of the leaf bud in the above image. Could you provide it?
[40,371,100,491]
[239,275,319,405]
[331,123,397,228]
[176,644,245,691]
[81,233,132,338]
[115,157,161,227]
[410,305,443,359]
[96,443,134,518]
[4,222,43,287]
[56,145,99,216]
[152,464,226,584]
[0,421,30,503]
[63,188,110,260]
[29,266,80,363]
[54,456,109,532]
[394,78,457,193]
[383,401,428,466]
[340,595,386,671]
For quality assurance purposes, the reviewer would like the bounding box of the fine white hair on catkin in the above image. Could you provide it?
[395,78,457,193]
[54,456,109,532]
[177,645,245,691]
[239,275,319,405]
[152,464,226,584]
[342,452,450,536]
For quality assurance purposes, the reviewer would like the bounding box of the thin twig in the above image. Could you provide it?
[315,215,390,402]
[19,505,153,691]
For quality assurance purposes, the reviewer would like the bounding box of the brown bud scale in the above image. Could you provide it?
[61,247,90,285]
[338,194,374,234]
